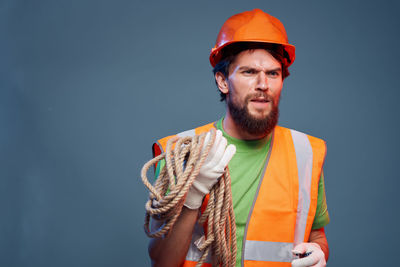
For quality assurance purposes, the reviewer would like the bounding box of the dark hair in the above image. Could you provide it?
[213,42,290,101]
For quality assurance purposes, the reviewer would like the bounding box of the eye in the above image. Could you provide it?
[268,71,281,78]
[243,69,255,74]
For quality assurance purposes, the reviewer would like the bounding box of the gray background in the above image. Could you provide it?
[1,0,399,266]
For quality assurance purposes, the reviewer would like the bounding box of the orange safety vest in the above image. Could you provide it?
[152,122,326,267]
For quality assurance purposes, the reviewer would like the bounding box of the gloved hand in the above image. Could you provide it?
[184,130,236,209]
[291,243,326,267]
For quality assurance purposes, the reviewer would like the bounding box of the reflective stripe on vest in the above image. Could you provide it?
[183,222,212,265]
[291,129,313,246]
[244,240,293,262]
[177,129,196,138]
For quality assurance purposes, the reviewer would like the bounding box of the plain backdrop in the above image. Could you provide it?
[1,0,399,266]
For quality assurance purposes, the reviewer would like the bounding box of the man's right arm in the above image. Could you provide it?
[148,130,236,266]
[148,207,199,267]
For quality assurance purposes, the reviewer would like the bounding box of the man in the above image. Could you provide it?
[148,9,329,267]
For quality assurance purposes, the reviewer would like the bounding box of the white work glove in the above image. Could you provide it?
[184,130,236,209]
[292,243,326,267]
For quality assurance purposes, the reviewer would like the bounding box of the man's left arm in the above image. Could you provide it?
[292,171,329,267]
[309,227,329,261]
[308,171,329,261]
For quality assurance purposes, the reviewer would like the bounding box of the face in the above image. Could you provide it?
[218,49,284,136]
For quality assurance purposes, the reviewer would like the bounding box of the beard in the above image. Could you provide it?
[227,92,279,137]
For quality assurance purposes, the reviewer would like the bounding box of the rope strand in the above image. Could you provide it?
[141,129,237,266]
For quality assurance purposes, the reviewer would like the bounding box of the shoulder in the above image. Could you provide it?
[274,125,326,160]
[275,125,326,145]
[152,122,217,157]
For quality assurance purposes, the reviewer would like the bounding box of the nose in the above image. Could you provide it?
[256,72,268,91]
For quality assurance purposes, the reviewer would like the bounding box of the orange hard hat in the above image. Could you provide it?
[209,9,296,68]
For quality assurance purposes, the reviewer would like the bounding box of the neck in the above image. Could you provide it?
[223,111,272,141]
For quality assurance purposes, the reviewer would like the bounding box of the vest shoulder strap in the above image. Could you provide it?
[152,122,216,158]
[275,126,326,157]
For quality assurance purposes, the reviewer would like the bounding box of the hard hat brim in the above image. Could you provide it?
[209,40,296,68]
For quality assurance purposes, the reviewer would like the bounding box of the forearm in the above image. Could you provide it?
[308,228,329,262]
[148,207,199,267]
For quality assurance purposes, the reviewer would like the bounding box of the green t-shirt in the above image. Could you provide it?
[154,119,330,265]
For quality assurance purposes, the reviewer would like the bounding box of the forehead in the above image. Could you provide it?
[231,49,282,69]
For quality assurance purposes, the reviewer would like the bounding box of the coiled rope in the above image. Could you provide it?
[141,128,237,266]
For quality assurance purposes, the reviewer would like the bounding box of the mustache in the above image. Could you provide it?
[245,93,274,102]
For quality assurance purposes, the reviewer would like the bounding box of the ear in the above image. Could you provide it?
[215,72,229,94]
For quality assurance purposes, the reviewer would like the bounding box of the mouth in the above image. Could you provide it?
[248,96,273,112]
[250,98,270,103]
[250,97,271,103]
